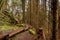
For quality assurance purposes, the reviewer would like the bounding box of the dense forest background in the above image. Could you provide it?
[0,0,59,40]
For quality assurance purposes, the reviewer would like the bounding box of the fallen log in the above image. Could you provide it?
[0,24,31,40]
[0,33,9,40]
[9,28,24,37]
[0,24,46,40]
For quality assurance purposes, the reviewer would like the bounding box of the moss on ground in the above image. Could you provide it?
[0,24,25,31]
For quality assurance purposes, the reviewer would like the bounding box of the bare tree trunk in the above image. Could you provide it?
[22,0,25,23]
[51,0,58,40]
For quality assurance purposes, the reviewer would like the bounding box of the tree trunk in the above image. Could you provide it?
[51,0,58,40]
[22,0,25,23]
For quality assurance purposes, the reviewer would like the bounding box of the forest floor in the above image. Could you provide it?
[0,25,36,40]
[0,25,19,31]
[0,25,44,40]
